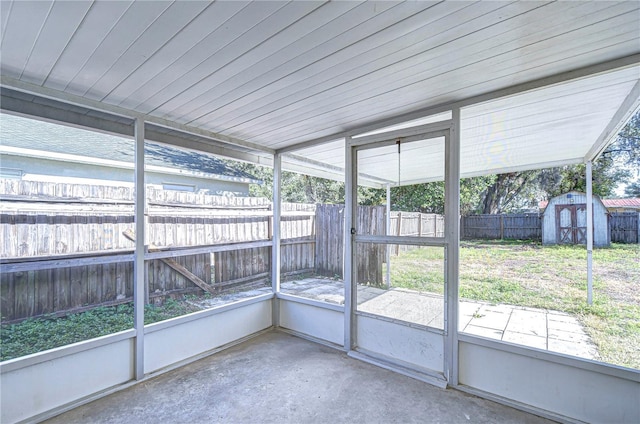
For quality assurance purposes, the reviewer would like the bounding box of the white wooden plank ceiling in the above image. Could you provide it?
[1,0,639,186]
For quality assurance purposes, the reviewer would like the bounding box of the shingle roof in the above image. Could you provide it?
[0,114,261,184]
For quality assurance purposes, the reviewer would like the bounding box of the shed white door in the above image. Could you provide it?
[556,204,587,244]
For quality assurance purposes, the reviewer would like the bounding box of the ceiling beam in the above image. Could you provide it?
[0,76,275,155]
[1,87,275,167]
[145,125,273,168]
[282,153,390,188]
[460,158,585,180]
[585,79,640,162]
[1,87,135,137]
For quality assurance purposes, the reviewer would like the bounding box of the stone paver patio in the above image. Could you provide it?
[458,301,599,360]
[190,277,599,361]
[279,278,599,361]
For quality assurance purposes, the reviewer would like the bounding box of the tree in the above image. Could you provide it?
[460,176,495,215]
[475,159,630,214]
[602,111,640,168]
[229,160,385,204]
[391,182,445,214]
[386,176,495,215]
[543,160,629,199]
[625,181,640,197]
[479,171,540,214]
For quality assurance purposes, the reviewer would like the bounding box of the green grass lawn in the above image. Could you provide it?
[0,299,202,361]
[389,240,640,370]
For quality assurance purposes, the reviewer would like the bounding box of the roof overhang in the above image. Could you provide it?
[0,1,638,187]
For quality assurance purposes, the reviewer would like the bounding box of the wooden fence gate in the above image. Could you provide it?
[610,212,639,243]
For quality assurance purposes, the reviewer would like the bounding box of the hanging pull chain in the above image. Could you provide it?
[396,138,401,187]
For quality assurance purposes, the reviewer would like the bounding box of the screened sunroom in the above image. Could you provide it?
[1,1,639,423]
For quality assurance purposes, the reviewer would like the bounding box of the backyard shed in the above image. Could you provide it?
[542,191,610,247]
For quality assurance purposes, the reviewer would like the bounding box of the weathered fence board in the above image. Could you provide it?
[1,252,216,322]
[610,212,639,243]
[314,204,386,285]
[1,214,135,257]
[461,214,542,240]
[315,204,344,278]
[356,206,386,285]
[389,212,444,237]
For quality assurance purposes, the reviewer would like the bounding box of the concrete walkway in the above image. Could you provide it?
[279,278,599,360]
[45,332,554,424]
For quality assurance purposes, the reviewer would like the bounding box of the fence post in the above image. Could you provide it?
[500,215,504,240]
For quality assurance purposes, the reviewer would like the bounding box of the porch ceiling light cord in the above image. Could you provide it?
[396,138,401,187]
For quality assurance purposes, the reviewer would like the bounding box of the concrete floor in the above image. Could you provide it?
[45,332,555,424]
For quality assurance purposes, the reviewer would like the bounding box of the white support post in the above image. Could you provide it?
[272,153,282,326]
[586,161,593,305]
[445,109,461,386]
[344,137,356,351]
[385,183,391,289]
[133,117,145,380]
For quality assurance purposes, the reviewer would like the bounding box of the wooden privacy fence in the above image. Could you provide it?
[461,213,639,243]
[0,180,319,321]
[610,212,639,243]
[0,209,315,322]
[1,200,418,321]
[314,206,445,284]
[390,212,444,238]
[461,214,542,240]
[3,179,637,322]
[389,211,444,255]
[314,204,387,285]
[0,179,273,209]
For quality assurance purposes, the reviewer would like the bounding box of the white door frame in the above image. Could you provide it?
[343,116,461,385]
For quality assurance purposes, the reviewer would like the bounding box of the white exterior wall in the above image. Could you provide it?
[1,155,251,196]
[459,339,640,423]
[144,299,272,374]
[356,315,444,374]
[0,331,135,424]
[279,298,344,346]
[542,192,609,246]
